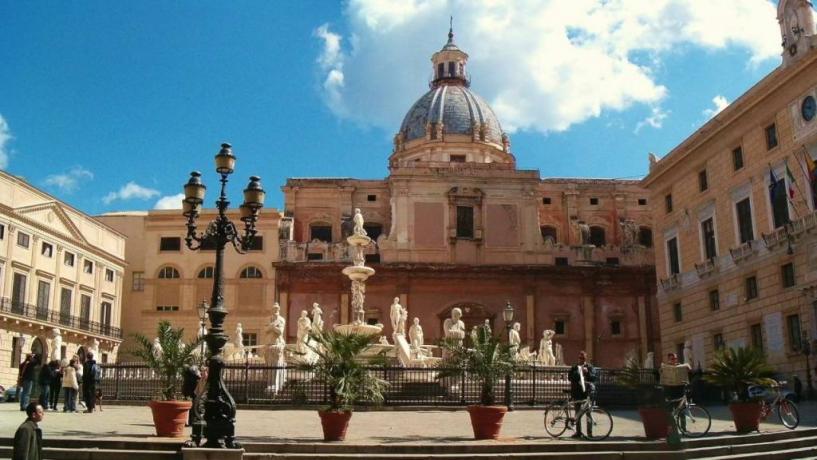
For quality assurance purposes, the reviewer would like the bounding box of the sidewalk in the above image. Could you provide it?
[1,402,815,444]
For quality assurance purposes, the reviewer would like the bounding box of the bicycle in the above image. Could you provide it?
[544,390,613,441]
[667,387,711,438]
[758,380,799,429]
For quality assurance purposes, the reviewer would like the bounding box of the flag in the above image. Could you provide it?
[769,167,779,202]
[785,162,797,199]
[808,156,817,204]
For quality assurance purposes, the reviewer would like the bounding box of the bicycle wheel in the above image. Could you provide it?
[678,404,711,438]
[579,407,613,441]
[777,400,799,430]
[544,404,569,438]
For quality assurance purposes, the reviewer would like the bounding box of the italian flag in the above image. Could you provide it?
[786,163,796,199]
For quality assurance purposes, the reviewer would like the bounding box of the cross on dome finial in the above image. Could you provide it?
[448,16,454,43]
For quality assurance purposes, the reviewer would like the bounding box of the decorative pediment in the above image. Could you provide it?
[14,202,88,244]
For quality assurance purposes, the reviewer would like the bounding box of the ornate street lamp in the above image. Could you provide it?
[502,300,514,411]
[197,301,209,358]
[183,143,264,449]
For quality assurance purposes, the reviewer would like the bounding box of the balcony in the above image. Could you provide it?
[659,273,681,292]
[694,258,718,278]
[279,240,379,263]
[0,297,122,339]
[729,240,756,264]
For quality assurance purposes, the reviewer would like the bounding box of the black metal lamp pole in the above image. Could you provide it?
[182,143,264,449]
[502,300,514,411]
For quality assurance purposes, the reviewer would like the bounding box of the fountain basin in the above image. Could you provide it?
[334,323,383,336]
[346,234,373,246]
[342,266,375,281]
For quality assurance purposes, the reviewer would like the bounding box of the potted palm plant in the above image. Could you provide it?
[437,325,515,440]
[303,330,388,441]
[705,347,775,433]
[132,320,202,437]
[618,355,667,439]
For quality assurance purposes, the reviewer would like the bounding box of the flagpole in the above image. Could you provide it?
[786,159,808,217]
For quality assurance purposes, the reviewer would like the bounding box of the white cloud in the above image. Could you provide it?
[43,166,94,192]
[102,181,160,204]
[702,95,730,118]
[0,114,13,169]
[635,106,670,133]
[153,193,185,210]
[315,0,780,134]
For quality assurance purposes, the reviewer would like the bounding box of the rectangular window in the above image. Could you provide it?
[610,320,621,336]
[456,206,474,238]
[766,123,778,150]
[745,276,759,301]
[100,301,112,330]
[310,225,332,242]
[555,257,569,266]
[59,288,72,324]
[736,198,754,243]
[638,198,647,206]
[699,170,708,192]
[590,197,599,205]
[542,197,551,205]
[450,154,466,163]
[448,61,456,77]
[11,273,27,311]
[605,257,620,265]
[667,237,680,275]
[701,217,717,260]
[156,305,180,312]
[772,178,790,229]
[714,333,725,351]
[83,260,93,274]
[665,194,673,213]
[709,289,720,311]
[132,272,144,291]
[787,314,802,351]
[41,242,53,258]
[36,280,50,319]
[159,237,181,251]
[750,324,763,352]
[243,333,258,348]
[781,263,795,288]
[307,253,324,261]
[105,268,114,282]
[17,232,30,248]
[732,146,744,170]
[673,303,683,322]
[80,294,91,328]
[367,194,377,201]
[0,223,4,239]
[554,319,566,335]
[64,252,75,267]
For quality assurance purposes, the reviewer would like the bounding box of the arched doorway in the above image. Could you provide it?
[437,303,497,338]
[77,346,87,364]
[31,337,47,362]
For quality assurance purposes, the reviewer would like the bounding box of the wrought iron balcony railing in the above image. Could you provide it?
[0,297,122,339]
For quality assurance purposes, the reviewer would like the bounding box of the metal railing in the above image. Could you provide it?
[0,297,122,339]
[97,364,660,407]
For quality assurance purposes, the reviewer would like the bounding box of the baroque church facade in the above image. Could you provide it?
[276,29,658,367]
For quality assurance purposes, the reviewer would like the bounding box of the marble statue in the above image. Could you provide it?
[398,305,408,336]
[310,303,324,333]
[379,335,389,345]
[620,218,638,248]
[576,221,591,246]
[538,330,556,366]
[296,310,312,355]
[443,307,466,349]
[152,337,163,360]
[648,152,658,170]
[389,297,403,336]
[234,323,245,357]
[353,208,367,237]
[508,322,521,357]
[409,317,424,350]
[643,351,655,370]
[554,342,564,366]
[483,319,492,336]
[50,328,62,361]
[266,302,286,362]
[518,346,536,363]
[89,338,100,358]
[470,326,479,345]
[683,340,692,365]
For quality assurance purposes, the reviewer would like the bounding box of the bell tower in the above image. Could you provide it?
[430,18,470,88]
[779,0,817,66]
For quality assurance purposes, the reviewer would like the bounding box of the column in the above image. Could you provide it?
[526,294,535,342]
[637,295,648,360]
[582,296,595,358]
[340,293,349,324]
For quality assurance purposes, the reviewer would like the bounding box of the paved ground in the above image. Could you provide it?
[1,401,815,444]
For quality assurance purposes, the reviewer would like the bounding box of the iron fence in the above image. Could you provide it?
[97,364,663,408]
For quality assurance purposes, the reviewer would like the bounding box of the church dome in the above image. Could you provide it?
[398,85,504,145]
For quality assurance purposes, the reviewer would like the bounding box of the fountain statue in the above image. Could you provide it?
[311,302,324,333]
[335,209,383,336]
[265,302,287,392]
[508,322,521,357]
[152,337,163,360]
[389,297,403,337]
[443,308,466,359]
[409,317,424,351]
[538,330,557,366]
[50,328,62,362]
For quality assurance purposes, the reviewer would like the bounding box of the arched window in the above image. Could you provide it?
[309,223,332,242]
[157,266,180,279]
[540,226,557,243]
[197,266,214,279]
[240,266,263,279]
[638,227,653,248]
[589,226,606,247]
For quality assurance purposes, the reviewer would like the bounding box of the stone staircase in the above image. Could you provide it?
[1,428,816,459]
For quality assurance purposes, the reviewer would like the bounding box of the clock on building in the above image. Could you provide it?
[802,95,816,122]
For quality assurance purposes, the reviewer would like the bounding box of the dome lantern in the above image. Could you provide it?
[431,17,469,88]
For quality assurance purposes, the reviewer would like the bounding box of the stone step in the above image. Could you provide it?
[0,446,176,460]
[705,445,817,460]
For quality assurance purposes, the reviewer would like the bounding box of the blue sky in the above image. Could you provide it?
[0,1,784,214]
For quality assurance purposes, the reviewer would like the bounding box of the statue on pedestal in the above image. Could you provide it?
[389,297,403,337]
[409,317,424,351]
[644,351,655,370]
[508,322,521,357]
[152,337,163,360]
[50,328,62,362]
[310,302,324,333]
[538,330,556,366]
[296,310,312,355]
[353,208,367,237]
[234,323,245,358]
[398,305,408,336]
[443,307,466,357]
[265,302,286,365]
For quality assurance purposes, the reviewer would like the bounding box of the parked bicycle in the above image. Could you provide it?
[667,386,711,438]
[544,390,613,441]
[756,380,799,429]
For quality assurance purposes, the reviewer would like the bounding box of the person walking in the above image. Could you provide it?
[48,361,62,410]
[37,361,56,411]
[12,402,44,460]
[18,354,40,412]
[82,352,100,413]
[61,359,79,413]
[567,351,597,439]
[74,355,85,410]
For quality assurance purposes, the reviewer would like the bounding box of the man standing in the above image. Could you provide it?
[82,352,100,413]
[18,354,39,412]
[13,402,44,460]
[567,351,597,439]
[660,352,691,400]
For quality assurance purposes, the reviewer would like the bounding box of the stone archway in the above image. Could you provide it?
[77,346,87,364]
[437,303,497,338]
[30,336,47,362]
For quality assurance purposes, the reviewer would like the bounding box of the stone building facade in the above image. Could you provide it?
[97,208,281,358]
[0,171,126,387]
[276,29,659,367]
[642,0,817,377]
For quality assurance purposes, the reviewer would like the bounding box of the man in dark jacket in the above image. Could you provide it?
[18,354,39,412]
[82,352,100,413]
[13,402,44,460]
[38,362,56,411]
[567,351,597,438]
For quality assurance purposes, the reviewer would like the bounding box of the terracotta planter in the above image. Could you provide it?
[148,400,192,437]
[729,402,762,433]
[466,405,508,440]
[319,410,353,441]
[638,407,670,439]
